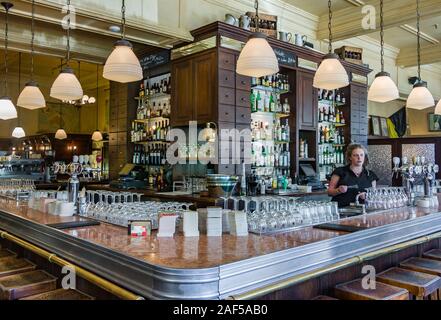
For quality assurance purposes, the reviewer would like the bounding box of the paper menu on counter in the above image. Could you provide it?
[157,212,178,238]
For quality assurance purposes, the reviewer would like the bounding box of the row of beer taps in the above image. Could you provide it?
[393,156,439,205]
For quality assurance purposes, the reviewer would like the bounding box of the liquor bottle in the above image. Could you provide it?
[264,92,270,112]
[250,90,256,113]
[336,109,340,123]
[340,111,346,124]
[324,106,329,122]
[320,127,325,144]
[256,91,263,112]
[283,98,290,114]
[139,83,145,99]
[269,93,275,112]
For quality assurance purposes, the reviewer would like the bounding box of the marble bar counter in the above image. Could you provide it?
[1,196,441,299]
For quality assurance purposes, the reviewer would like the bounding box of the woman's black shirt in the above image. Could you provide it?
[331,165,379,208]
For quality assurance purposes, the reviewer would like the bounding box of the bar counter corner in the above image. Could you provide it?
[1,196,441,300]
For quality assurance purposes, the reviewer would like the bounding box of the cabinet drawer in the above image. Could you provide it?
[217,164,236,175]
[110,108,118,120]
[236,124,252,142]
[219,52,235,71]
[236,75,251,91]
[235,141,252,159]
[351,126,360,135]
[219,69,235,88]
[236,90,250,108]
[109,146,118,158]
[109,119,118,133]
[350,112,360,123]
[109,133,118,146]
[218,122,236,140]
[117,132,127,145]
[218,104,236,123]
[360,126,368,136]
[219,140,234,159]
[117,148,127,160]
[118,106,127,118]
[219,87,235,105]
[359,113,368,124]
[118,118,128,132]
[236,107,251,124]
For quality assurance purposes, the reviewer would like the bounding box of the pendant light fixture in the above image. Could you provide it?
[55,104,67,140]
[17,0,46,110]
[103,0,143,83]
[236,0,279,78]
[407,0,434,110]
[12,53,26,138]
[313,0,349,90]
[368,0,399,103]
[50,0,83,101]
[92,65,103,142]
[0,2,17,120]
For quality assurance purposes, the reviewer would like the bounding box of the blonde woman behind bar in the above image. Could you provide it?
[328,144,379,208]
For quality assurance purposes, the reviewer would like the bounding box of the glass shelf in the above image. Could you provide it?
[134,116,170,123]
[135,92,171,101]
[251,85,291,95]
[251,111,290,118]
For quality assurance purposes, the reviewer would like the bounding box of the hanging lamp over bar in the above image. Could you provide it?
[50,0,83,101]
[313,0,349,91]
[92,65,103,142]
[368,0,399,103]
[0,2,17,120]
[17,0,46,110]
[55,104,67,140]
[13,53,26,139]
[103,0,143,83]
[236,0,279,78]
[407,0,434,110]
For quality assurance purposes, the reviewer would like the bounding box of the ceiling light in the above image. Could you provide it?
[55,128,67,140]
[313,0,349,90]
[236,1,279,78]
[103,0,143,83]
[12,127,26,139]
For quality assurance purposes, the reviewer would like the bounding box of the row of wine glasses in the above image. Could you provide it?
[221,196,339,234]
[0,179,36,197]
[80,190,193,228]
[365,187,409,210]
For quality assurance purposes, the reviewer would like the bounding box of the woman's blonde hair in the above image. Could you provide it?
[346,144,370,167]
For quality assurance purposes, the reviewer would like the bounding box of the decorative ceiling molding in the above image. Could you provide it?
[317,0,441,42]
[400,24,440,45]
[397,43,441,67]
[6,0,193,49]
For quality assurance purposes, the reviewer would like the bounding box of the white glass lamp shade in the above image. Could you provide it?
[91,130,103,142]
[103,40,143,83]
[82,95,89,104]
[55,128,68,140]
[368,72,400,103]
[88,97,96,104]
[313,53,349,90]
[237,33,279,78]
[17,81,46,110]
[0,96,17,120]
[406,82,435,110]
[435,100,441,115]
[12,127,26,139]
[50,67,83,101]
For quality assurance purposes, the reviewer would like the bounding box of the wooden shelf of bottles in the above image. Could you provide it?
[317,88,348,181]
[250,73,292,187]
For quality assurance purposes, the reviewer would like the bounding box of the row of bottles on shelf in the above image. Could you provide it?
[136,99,171,120]
[250,90,291,114]
[139,76,171,98]
[247,171,291,195]
[317,89,346,104]
[318,146,346,166]
[318,104,345,124]
[319,126,345,145]
[251,143,291,168]
[132,144,167,166]
[251,120,290,142]
[148,168,166,191]
[131,120,170,143]
[251,73,290,92]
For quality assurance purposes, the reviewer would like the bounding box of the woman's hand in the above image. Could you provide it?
[358,192,367,200]
[338,185,348,194]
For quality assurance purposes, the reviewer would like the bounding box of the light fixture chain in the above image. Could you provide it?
[417,0,421,81]
[31,0,35,79]
[66,0,71,64]
[380,0,385,72]
[18,52,21,126]
[328,0,333,53]
[4,4,9,95]
[96,64,99,128]
[254,0,259,32]
[121,0,126,39]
